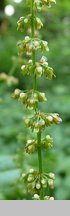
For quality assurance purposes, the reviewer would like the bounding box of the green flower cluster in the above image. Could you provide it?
[17,36,49,56]
[13,89,47,110]
[22,168,55,195]
[13,0,62,200]
[34,0,56,11]
[17,15,43,32]
[25,111,62,132]
[25,135,53,154]
[21,56,55,79]
[0,73,18,85]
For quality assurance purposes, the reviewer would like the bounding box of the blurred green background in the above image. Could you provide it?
[0,0,70,200]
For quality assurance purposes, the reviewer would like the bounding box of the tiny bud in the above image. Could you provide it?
[36,183,41,190]
[46,135,51,140]
[35,66,43,76]
[47,116,53,122]
[52,114,62,124]
[29,168,34,174]
[13,89,21,99]
[33,194,39,199]
[41,40,49,52]
[38,92,47,102]
[45,135,53,143]
[28,59,32,64]
[36,17,43,29]
[49,173,55,180]
[20,92,27,102]
[27,140,32,145]
[24,18,28,24]
[25,118,30,125]
[44,196,49,200]
[41,120,45,126]
[25,36,30,42]
[27,175,33,182]
[26,144,35,154]
[48,179,54,189]
[49,197,54,200]
[22,173,26,178]
[40,56,47,64]
[33,40,39,48]
[21,65,25,70]
[41,178,47,185]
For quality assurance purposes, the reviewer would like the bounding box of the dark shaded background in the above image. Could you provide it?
[0,0,70,200]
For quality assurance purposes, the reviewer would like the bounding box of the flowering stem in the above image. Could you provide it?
[37,131,44,200]
[31,0,44,200]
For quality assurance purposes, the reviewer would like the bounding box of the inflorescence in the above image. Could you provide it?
[13,0,62,200]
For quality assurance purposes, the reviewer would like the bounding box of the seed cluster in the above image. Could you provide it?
[17,15,43,32]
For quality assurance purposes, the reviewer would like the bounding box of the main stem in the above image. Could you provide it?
[37,131,44,200]
[31,0,36,90]
[31,0,44,200]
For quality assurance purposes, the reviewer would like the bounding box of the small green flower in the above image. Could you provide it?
[35,17,43,29]
[48,179,54,189]
[49,172,55,180]
[33,194,40,200]
[27,174,34,183]
[44,196,54,200]
[36,182,41,190]
[12,89,21,99]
